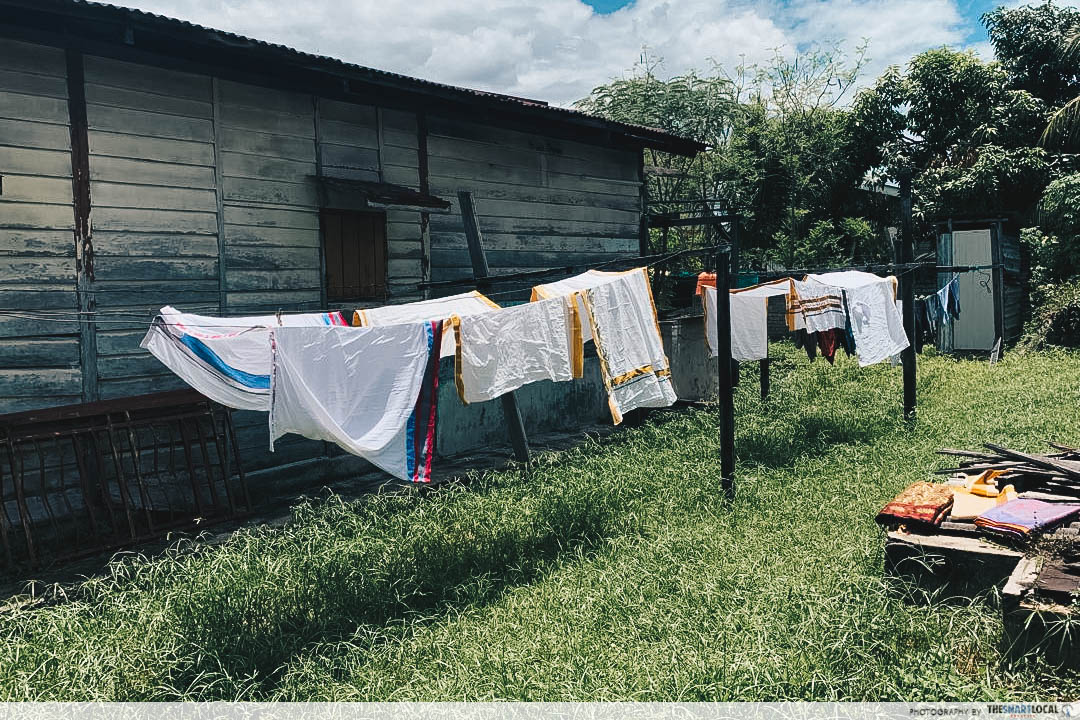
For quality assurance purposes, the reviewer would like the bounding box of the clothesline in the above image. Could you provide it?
[142,266,679,483]
[741,262,1003,280]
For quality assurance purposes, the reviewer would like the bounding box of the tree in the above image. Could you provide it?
[984,2,1080,109]
[852,47,1049,222]
[984,3,1080,152]
[577,45,895,268]
[574,54,739,216]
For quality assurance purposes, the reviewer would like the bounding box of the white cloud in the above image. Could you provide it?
[118,0,979,106]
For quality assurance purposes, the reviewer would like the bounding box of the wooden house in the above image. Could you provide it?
[0,1,703,484]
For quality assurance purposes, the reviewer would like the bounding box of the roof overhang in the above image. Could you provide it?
[314,177,452,213]
[0,0,706,157]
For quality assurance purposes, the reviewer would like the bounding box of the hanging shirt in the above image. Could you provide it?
[353,291,501,358]
[140,306,348,411]
[947,276,961,319]
[579,268,677,424]
[702,286,769,362]
[843,279,910,367]
[452,296,577,404]
[791,278,847,333]
[269,322,441,483]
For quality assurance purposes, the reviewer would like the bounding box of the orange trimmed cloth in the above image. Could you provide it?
[532,267,675,424]
[876,482,955,528]
[451,296,577,404]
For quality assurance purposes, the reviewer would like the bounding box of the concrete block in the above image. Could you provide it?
[885,529,1022,600]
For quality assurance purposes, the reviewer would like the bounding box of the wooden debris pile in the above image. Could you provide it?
[937,442,1080,498]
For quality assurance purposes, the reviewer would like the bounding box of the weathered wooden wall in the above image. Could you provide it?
[425,117,642,287]
[0,39,81,412]
[84,56,219,399]
[0,36,646,480]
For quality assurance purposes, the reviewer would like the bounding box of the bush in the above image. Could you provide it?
[1020,277,1080,350]
[1025,174,1080,291]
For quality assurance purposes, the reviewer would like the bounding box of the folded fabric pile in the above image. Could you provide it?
[949,485,1018,521]
[876,482,955,528]
[975,499,1080,542]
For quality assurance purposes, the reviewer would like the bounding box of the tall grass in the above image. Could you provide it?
[1,345,1079,699]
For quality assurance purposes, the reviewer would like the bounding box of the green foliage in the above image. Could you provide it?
[1020,278,1080,350]
[916,145,1049,220]
[770,216,880,268]
[1039,171,1080,234]
[577,47,893,268]
[2,349,1080,699]
[1021,174,1080,294]
[984,2,1080,109]
[854,46,1049,222]
[575,60,738,209]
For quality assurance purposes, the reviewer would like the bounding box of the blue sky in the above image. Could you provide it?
[585,0,1001,49]
[121,0,1017,106]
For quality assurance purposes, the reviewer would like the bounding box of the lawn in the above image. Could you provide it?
[2,345,1080,700]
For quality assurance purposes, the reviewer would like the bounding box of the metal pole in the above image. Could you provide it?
[458,191,531,465]
[899,172,917,422]
[716,246,735,496]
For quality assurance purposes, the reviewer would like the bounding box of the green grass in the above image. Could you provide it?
[2,345,1080,700]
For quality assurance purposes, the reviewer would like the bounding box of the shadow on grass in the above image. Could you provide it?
[737,412,893,468]
[155,445,639,697]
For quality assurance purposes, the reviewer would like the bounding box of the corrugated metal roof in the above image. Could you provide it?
[5,0,705,154]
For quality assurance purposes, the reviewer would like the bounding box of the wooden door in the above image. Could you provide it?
[951,229,995,351]
[321,210,387,301]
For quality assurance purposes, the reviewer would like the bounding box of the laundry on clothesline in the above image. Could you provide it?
[531,269,632,344]
[269,322,442,483]
[915,274,962,337]
[699,270,907,367]
[791,278,847,334]
[532,268,676,423]
[353,290,501,358]
[577,268,677,424]
[140,306,348,412]
[451,295,579,404]
[142,263,680,482]
[702,286,769,362]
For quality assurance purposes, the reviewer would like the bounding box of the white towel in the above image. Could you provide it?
[354,291,500,358]
[581,268,677,424]
[452,297,576,404]
[844,280,910,367]
[140,306,347,411]
[269,323,440,482]
[792,278,846,333]
[703,286,769,361]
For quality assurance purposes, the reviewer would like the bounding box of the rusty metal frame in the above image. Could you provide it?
[0,390,248,570]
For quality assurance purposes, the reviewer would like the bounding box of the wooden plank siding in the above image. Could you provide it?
[216,80,321,314]
[0,38,651,476]
[0,39,81,412]
[83,55,219,400]
[425,116,641,285]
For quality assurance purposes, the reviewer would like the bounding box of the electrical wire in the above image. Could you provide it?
[0,250,1001,329]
